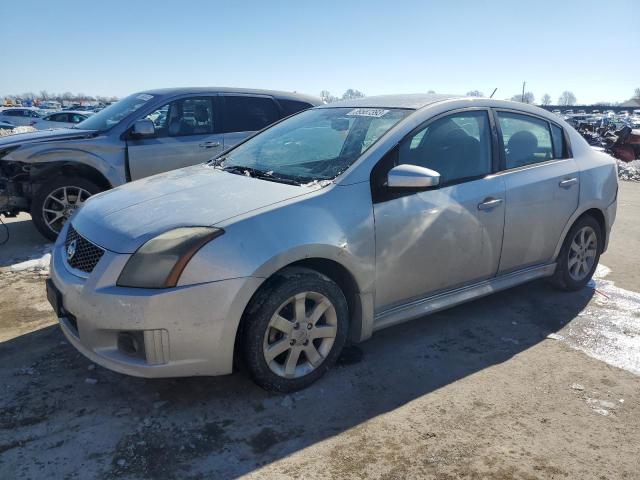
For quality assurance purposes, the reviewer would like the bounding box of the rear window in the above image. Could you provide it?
[497,112,554,168]
[222,96,280,133]
[278,99,313,116]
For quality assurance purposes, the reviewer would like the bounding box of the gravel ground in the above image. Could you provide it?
[0,183,639,479]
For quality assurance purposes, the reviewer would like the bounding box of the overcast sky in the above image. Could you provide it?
[1,0,638,104]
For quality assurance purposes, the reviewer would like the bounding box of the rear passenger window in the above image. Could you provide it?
[497,112,554,168]
[398,110,492,184]
[145,97,215,138]
[223,96,280,133]
[278,99,312,116]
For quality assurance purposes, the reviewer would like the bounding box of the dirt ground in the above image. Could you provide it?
[0,183,639,479]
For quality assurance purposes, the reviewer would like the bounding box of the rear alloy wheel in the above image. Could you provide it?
[243,267,349,392]
[552,215,602,291]
[31,176,102,241]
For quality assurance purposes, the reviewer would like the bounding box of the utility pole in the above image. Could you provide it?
[521,81,526,102]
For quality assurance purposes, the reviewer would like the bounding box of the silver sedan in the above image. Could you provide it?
[47,94,618,392]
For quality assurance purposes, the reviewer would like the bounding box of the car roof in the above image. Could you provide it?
[315,94,567,123]
[319,94,459,110]
[0,106,39,111]
[49,110,91,115]
[138,87,322,105]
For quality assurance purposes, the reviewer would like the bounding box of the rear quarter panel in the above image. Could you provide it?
[552,129,618,257]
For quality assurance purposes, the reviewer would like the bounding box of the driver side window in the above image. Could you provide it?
[145,97,215,138]
[398,110,492,184]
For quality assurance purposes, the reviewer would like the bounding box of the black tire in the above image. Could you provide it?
[242,267,349,393]
[551,215,602,291]
[31,175,103,241]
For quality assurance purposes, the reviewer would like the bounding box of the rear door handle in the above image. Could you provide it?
[559,177,578,188]
[199,141,221,149]
[478,198,503,211]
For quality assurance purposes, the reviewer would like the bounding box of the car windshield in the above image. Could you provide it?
[74,93,155,131]
[217,107,410,183]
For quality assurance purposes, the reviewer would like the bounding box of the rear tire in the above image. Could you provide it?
[242,267,349,393]
[551,215,602,291]
[31,176,102,241]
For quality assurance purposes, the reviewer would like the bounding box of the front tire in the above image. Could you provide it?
[242,267,349,393]
[31,176,102,241]
[552,215,602,291]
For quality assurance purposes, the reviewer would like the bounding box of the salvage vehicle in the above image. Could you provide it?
[47,95,618,392]
[0,88,320,239]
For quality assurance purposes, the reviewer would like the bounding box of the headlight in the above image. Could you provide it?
[117,227,224,288]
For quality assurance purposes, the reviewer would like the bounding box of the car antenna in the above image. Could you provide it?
[490,88,497,99]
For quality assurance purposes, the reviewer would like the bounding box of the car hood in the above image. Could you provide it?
[0,128,96,149]
[72,164,324,253]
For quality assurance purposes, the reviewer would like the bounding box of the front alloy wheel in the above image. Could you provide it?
[243,267,349,392]
[263,291,338,379]
[31,176,103,241]
[42,186,91,235]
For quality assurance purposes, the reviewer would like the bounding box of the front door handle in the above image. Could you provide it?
[478,198,503,211]
[199,141,221,149]
[559,177,578,188]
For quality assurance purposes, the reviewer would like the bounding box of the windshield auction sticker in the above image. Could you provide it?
[136,94,154,101]
[346,108,389,117]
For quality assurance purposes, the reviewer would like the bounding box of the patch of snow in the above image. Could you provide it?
[6,245,52,273]
[556,264,640,376]
[0,126,36,137]
[10,252,51,273]
[547,333,564,341]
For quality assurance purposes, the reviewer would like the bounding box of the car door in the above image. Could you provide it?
[494,110,579,273]
[373,109,506,311]
[127,96,224,180]
[220,94,281,149]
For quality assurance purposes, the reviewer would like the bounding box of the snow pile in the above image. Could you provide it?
[0,126,37,137]
[618,160,640,182]
[8,249,52,274]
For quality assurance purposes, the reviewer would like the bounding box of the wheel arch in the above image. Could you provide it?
[30,161,113,191]
[554,206,608,260]
[232,256,370,368]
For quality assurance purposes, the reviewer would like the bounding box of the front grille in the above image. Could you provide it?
[64,225,105,274]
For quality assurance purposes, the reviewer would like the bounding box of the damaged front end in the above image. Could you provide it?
[0,148,31,217]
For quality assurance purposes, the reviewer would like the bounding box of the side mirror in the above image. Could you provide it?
[131,118,155,137]
[387,164,440,189]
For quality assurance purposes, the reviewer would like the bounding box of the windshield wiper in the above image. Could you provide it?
[221,164,302,186]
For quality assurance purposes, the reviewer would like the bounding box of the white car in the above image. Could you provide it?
[34,111,93,130]
[0,107,42,127]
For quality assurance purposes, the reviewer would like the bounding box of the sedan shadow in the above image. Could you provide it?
[0,279,593,479]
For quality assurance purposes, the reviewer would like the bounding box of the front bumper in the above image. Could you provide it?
[49,232,262,378]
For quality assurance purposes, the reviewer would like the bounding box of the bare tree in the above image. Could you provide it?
[510,92,535,104]
[39,90,49,100]
[427,90,436,94]
[541,93,551,106]
[341,89,365,100]
[319,90,338,103]
[634,87,640,99]
[466,90,484,97]
[558,91,577,106]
